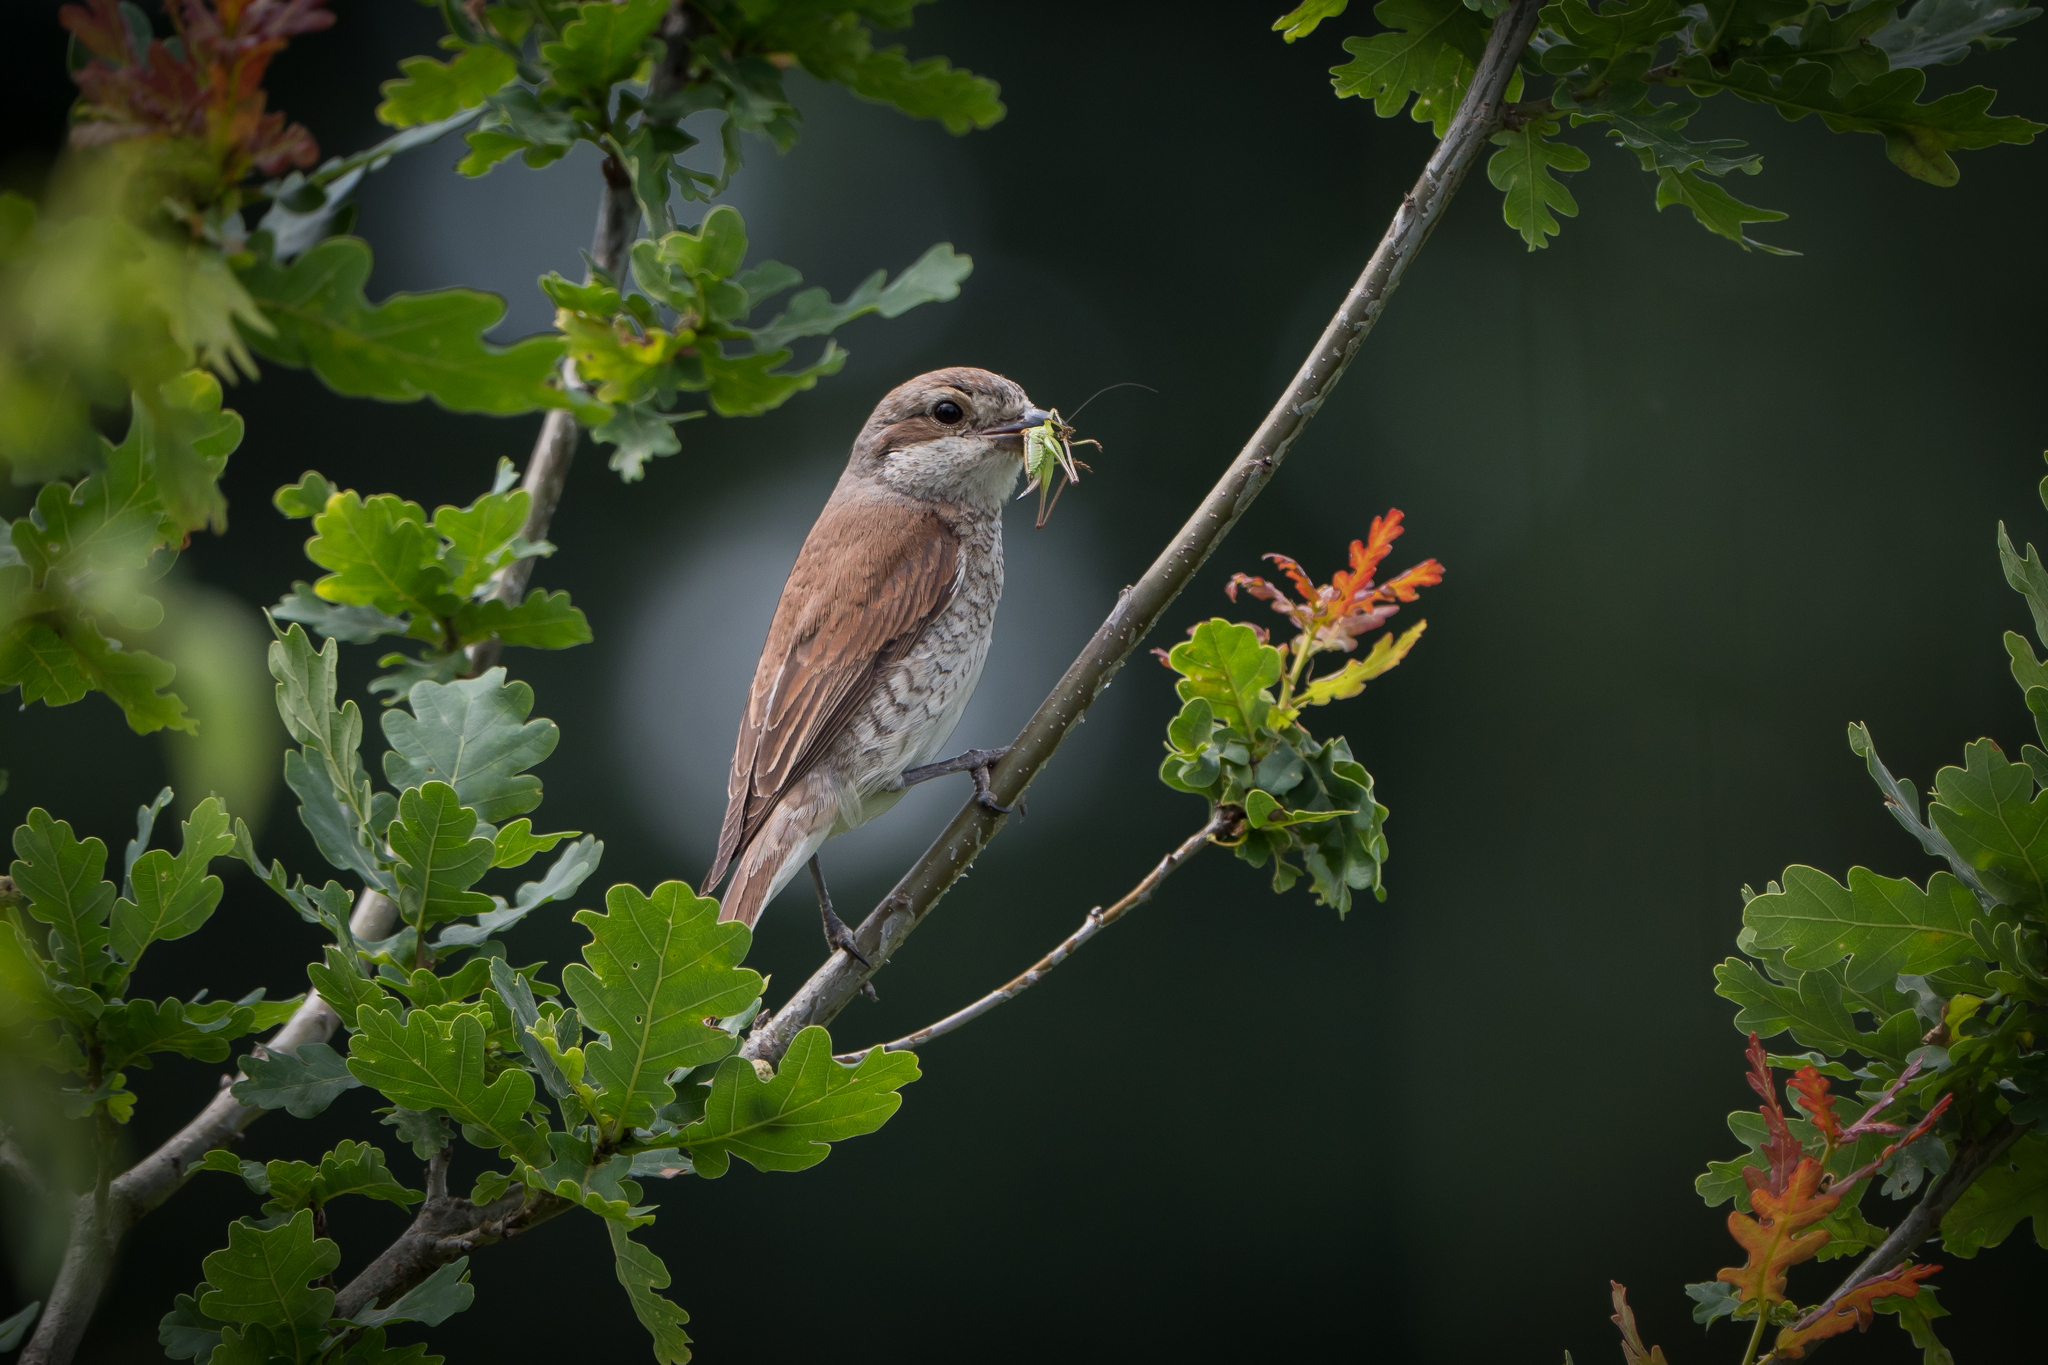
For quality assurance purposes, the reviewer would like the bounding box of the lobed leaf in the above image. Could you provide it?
[683,1027,919,1177]
[110,797,234,973]
[232,1041,364,1119]
[10,808,115,987]
[1742,864,1984,993]
[388,782,498,929]
[197,1210,339,1362]
[1488,115,1591,249]
[564,881,762,1137]
[381,670,559,823]
[608,1224,692,1363]
[346,1005,548,1164]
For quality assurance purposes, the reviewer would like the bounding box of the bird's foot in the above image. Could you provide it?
[972,762,1023,818]
[820,902,869,967]
[890,747,1023,816]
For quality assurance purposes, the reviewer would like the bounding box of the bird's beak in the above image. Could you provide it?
[983,407,1056,437]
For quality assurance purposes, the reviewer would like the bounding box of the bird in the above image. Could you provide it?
[704,366,1053,959]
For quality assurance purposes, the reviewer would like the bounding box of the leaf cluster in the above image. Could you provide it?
[1685,460,2048,1359]
[216,622,916,1360]
[1,787,300,1127]
[268,462,590,695]
[1156,522,1441,914]
[1277,0,2042,251]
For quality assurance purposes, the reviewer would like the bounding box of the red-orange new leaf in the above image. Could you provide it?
[1608,1282,1671,1365]
[1718,1158,1840,1310]
[1773,1262,1940,1358]
[1222,510,1444,656]
[61,0,333,191]
[1787,1065,1843,1145]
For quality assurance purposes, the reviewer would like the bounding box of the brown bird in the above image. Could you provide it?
[704,366,1052,955]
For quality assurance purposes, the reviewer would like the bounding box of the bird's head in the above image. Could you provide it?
[850,366,1052,511]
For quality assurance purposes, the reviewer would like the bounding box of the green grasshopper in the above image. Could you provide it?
[1019,408,1100,528]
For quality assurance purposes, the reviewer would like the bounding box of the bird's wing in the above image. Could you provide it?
[707,496,962,890]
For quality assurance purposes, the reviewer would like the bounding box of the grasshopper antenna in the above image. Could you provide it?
[1064,381,1157,425]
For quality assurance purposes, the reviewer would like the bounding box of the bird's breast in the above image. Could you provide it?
[833,515,1004,819]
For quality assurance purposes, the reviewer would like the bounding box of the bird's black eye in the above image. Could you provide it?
[933,400,964,425]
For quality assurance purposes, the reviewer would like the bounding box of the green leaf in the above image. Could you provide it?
[100,996,269,1072]
[347,1006,547,1163]
[1487,115,1591,249]
[748,242,973,353]
[273,471,338,520]
[0,616,190,735]
[1929,738,2048,906]
[110,797,233,971]
[1331,0,1487,118]
[140,368,244,537]
[837,48,1004,133]
[592,399,699,481]
[388,782,498,929]
[491,819,573,869]
[683,1027,918,1177]
[269,626,388,890]
[564,881,763,1137]
[608,1224,691,1364]
[1166,620,1282,739]
[541,0,669,95]
[1940,1132,2048,1255]
[1573,94,1761,175]
[11,808,115,986]
[304,491,452,619]
[1742,865,1984,993]
[1653,167,1795,253]
[237,237,578,416]
[488,956,572,1101]
[289,1140,421,1213]
[1276,0,1353,40]
[272,581,410,644]
[436,834,605,947]
[455,589,592,650]
[348,1258,473,1329]
[433,489,531,597]
[232,1041,364,1119]
[1713,956,1864,1055]
[381,670,559,823]
[1674,57,2044,186]
[158,1294,224,1361]
[378,43,518,127]
[1876,0,2040,70]
[703,342,848,418]
[1998,519,2048,647]
[1847,722,1990,900]
[197,1209,339,1361]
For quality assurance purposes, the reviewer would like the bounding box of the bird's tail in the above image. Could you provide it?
[715,782,834,928]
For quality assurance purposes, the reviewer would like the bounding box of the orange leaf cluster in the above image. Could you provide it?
[1774,1263,1940,1359]
[1225,508,1444,655]
[1742,1033,1806,1198]
[61,0,333,187]
[1787,1065,1842,1145]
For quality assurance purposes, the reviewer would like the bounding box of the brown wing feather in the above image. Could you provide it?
[705,496,961,890]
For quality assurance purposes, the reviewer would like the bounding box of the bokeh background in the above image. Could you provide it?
[3,2,2045,1360]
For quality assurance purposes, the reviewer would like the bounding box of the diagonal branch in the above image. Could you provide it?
[1788,1115,2030,1344]
[833,813,1227,1062]
[742,0,1545,1067]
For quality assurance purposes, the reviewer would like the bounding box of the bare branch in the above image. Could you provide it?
[743,0,1546,1067]
[1791,1116,2030,1340]
[333,1163,570,1320]
[834,814,1226,1061]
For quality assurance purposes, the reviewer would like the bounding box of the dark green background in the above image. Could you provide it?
[4,2,2044,1359]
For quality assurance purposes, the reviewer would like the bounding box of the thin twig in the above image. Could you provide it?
[742,0,1547,1068]
[1789,1116,2030,1339]
[834,814,1227,1062]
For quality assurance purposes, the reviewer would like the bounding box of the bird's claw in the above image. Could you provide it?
[972,763,1022,817]
[822,906,870,967]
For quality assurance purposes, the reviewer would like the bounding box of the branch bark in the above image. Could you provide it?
[834,814,1226,1061]
[743,0,1544,1067]
[330,1148,571,1321]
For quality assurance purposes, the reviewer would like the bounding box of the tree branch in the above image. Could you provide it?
[833,813,1227,1062]
[1789,1116,2031,1340]
[331,1149,571,1321]
[742,0,1545,1067]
